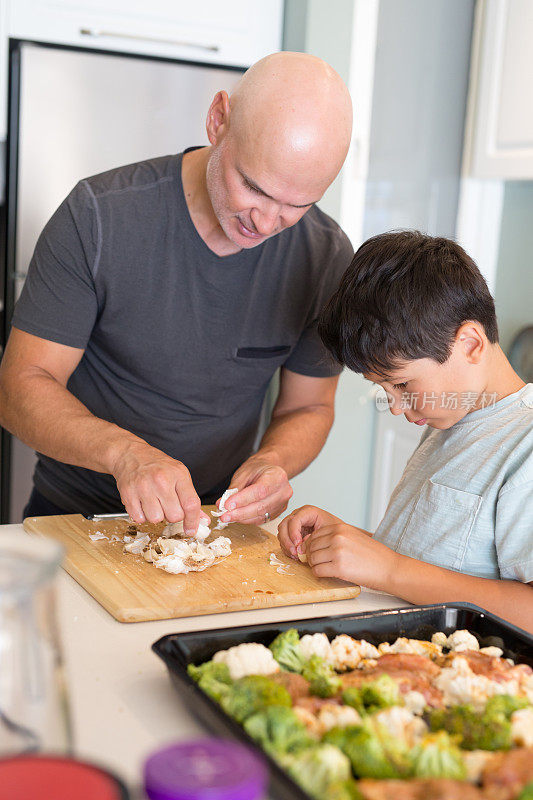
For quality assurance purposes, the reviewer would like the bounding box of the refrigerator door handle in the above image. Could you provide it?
[79,28,220,53]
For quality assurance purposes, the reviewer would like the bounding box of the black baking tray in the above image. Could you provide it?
[153,603,533,800]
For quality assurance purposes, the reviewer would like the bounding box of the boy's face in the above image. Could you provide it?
[365,336,489,430]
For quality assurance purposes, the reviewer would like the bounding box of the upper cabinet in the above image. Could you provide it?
[463,0,533,179]
[6,0,283,68]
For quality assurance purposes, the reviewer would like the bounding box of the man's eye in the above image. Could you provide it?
[393,382,408,390]
[244,180,260,194]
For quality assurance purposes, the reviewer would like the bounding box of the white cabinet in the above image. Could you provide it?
[7,1,283,68]
[368,399,422,533]
[464,0,533,179]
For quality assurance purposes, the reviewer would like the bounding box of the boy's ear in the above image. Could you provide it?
[456,321,486,364]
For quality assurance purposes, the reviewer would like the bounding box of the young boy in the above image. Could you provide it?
[278,231,533,632]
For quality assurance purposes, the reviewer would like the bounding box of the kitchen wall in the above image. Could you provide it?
[283,0,375,524]
[494,182,533,355]
[282,0,475,528]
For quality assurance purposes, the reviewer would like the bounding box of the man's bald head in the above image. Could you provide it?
[228,52,352,195]
[203,51,353,248]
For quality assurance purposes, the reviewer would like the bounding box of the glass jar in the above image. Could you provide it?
[0,529,71,755]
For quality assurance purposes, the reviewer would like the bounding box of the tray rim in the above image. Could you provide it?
[152,602,533,800]
[154,601,533,654]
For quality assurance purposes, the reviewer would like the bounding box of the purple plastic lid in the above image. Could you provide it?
[143,739,268,800]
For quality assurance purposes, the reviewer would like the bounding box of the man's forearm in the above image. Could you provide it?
[0,370,145,474]
[390,552,533,634]
[254,404,334,478]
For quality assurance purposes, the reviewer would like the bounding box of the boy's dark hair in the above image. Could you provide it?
[318,230,499,376]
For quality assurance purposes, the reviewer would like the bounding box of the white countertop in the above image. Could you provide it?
[3,522,408,797]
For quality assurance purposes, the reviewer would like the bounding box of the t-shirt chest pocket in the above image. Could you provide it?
[226,345,292,403]
[396,479,483,571]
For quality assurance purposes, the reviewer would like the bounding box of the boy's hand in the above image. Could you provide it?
[278,505,343,560]
[303,523,399,589]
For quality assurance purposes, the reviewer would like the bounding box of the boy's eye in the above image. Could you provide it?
[393,382,408,390]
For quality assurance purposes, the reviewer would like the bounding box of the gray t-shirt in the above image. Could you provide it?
[374,383,533,582]
[12,152,352,514]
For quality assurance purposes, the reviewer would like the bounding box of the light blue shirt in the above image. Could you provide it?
[374,383,533,582]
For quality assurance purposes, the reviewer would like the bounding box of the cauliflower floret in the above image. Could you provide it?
[446,630,479,652]
[373,706,428,747]
[316,704,362,734]
[431,631,448,648]
[435,656,520,710]
[479,646,504,658]
[357,658,379,669]
[463,751,498,783]
[293,706,321,737]
[382,637,442,659]
[299,633,334,664]
[521,672,533,704]
[511,707,533,747]
[213,642,280,680]
[330,635,379,671]
[403,690,427,716]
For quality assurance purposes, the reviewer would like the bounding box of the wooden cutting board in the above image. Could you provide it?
[23,511,360,623]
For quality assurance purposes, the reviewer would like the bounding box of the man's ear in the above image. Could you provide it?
[206,90,230,145]
[456,321,486,364]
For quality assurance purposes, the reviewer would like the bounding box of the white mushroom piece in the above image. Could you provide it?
[161,518,211,542]
[211,488,239,530]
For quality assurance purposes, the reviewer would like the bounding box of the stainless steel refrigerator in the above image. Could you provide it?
[1,41,243,522]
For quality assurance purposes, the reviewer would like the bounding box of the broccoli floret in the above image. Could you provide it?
[269,628,306,672]
[327,779,364,800]
[282,743,352,799]
[342,674,402,715]
[324,720,412,779]
[243,705,314,756]
[518,782,533,800]
[485,694,530,719]
[302,655,342,698]
[187,660,232,702]
[221,674,291,723]
[411,731,467,780]
[428,703,512,751]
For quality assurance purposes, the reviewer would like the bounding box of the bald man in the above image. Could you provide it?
[0,52,353,533]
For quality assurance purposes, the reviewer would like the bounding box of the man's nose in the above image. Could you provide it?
[251,205,279,236]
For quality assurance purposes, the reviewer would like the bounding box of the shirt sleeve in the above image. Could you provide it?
[283,225,353,378]
[495,451,533,582]
[11,180,99,349]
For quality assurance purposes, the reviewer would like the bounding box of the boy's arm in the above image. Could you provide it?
[388,553,533,634]
[302,522,533,634]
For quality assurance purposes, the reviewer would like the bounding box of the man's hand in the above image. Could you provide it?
[217,455,293,525]
[112,440,210,532]
[303,522,399,589]
[278,505,343,560]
